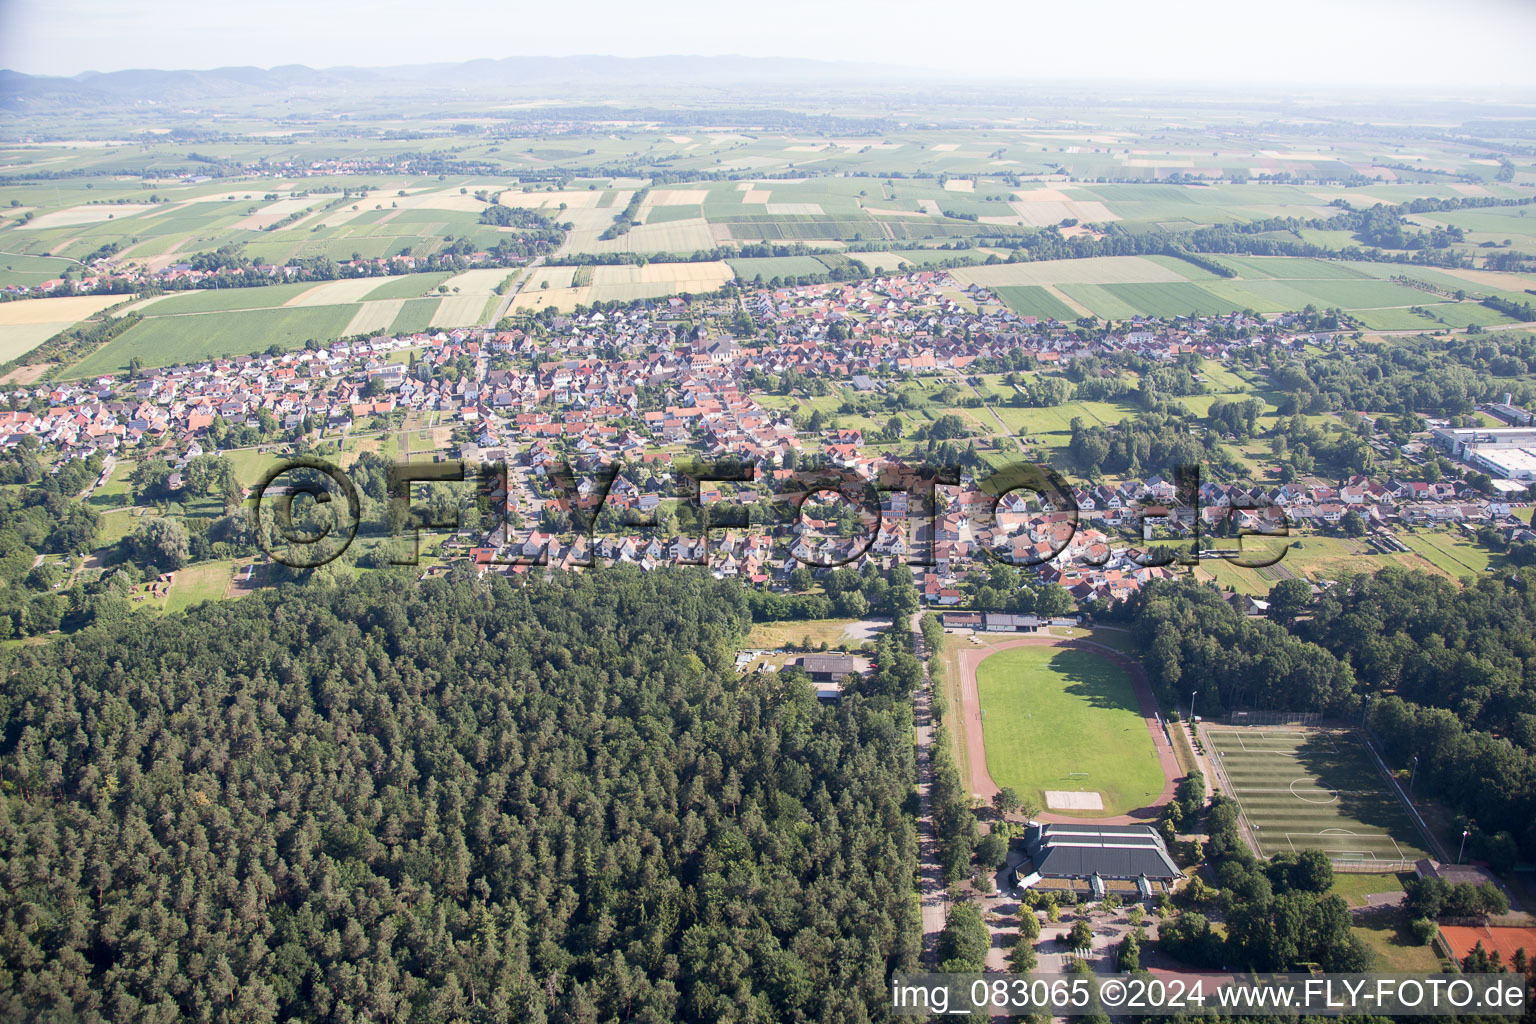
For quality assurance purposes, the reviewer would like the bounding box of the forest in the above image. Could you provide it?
[0,566,920,1023]
[1129,568,1536,860]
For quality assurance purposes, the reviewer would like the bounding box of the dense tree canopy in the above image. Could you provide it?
[0,566,919,1022]
[1130,568,1536,858]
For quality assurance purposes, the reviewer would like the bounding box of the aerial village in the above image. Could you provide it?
[6,269,1534,612]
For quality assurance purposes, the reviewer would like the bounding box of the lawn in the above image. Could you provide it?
[94,508,142,548]
[1352,909,1445,971]
[164,559,237,614]
[1400,530,1501,577]
[974,644,1163,816]
[1046,626,1138,654]
[84,457,135,509]
[1329,870,1408,908]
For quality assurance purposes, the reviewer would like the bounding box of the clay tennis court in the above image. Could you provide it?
[1440,924,1536,964]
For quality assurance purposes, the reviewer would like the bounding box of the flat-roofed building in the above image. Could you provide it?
[791,653,871,702]
[1012,822,1180,890]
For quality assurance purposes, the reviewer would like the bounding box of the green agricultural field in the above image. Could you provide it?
[1421,302,1518,328]
[1102,281,1245,317]
[1217,256,1375,280]
[974,644,1164,817]
[644,204,702,224]
[993,285,1079,321]
[1205,726,1429,864]
[65,305,357,376]
[388,297,441,335]
[1237,277,1443,311]
[726,255,829,280]
[138,282,318,315]
[0,252,80,289]
[888,249,982,267]
[1349,307,1445,331]
[363,272,454,300]
[1058,284,1141,319]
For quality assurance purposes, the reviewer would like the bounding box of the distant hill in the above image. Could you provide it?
[0,55,934,112]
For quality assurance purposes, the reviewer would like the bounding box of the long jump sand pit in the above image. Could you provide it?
[1045,791,1105,811]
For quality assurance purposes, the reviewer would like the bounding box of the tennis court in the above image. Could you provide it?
[1205,726,1429,864]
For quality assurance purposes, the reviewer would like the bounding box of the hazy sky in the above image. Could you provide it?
[2,0,1534,93]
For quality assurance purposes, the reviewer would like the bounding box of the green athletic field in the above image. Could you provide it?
[1205,726,1429,864]
[975,644,1163,817]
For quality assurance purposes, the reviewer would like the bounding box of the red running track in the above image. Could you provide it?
[952,635,1179,824]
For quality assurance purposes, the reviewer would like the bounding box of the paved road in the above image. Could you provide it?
[909,612,948,964]
[78,453,115,501]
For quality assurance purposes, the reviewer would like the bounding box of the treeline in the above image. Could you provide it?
[0,567,921,1021]
[136,231,565,296]
[0,443,101,638]
[1129,580,1357,715]
[1266,337,1534,418]
[477,204,564,230]
[4,309,140,371]
[1129,569,1536,859]
[1068,409,1228,479]
[600,188,649,240]
[546,241,859,267]
[1164,250,1235,278]
[1484,294,1536,322]
[1296,567,1536,860]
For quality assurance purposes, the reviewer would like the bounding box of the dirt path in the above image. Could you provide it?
[952,634,1180,824]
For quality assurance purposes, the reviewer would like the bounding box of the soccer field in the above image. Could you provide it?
[974,645,1163,817]
[1205,726,1430,865]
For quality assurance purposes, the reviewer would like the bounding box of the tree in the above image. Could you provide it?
[129,517,189,572]
[1117,932,1141,972]
[975,831,1009,871]
[938,904,991,972]
[1007,935,1038,973]
[1034,584,1075,618]
[1067,919,1094,955]
[920,612,945,655]
[992,787,1022,817]
[0,569,924,1021]
[1266,577,1313,627]
[788,566,814,592]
